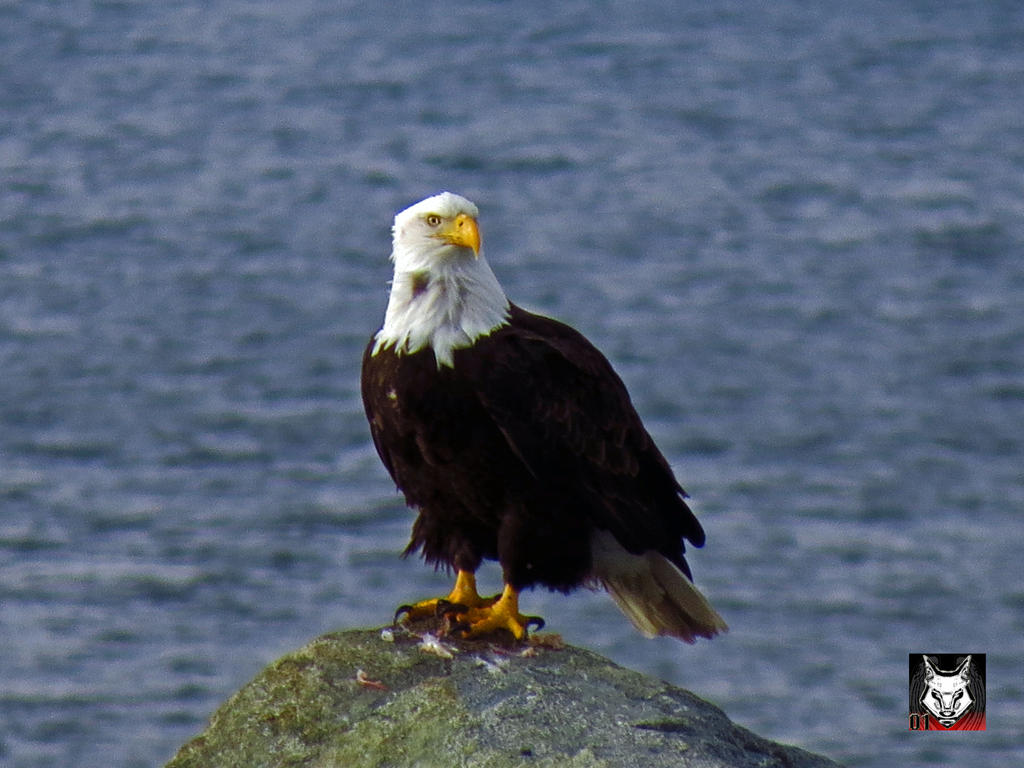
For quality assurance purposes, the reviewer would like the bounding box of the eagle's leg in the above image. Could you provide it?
[456,583,545,641]
[395,570,497,623]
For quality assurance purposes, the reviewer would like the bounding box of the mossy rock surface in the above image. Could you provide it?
[167,627,843,768]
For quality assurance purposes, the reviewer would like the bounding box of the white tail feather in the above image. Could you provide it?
[590,530,728,643]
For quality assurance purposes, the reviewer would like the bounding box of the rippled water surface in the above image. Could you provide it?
[2,2,1023,766]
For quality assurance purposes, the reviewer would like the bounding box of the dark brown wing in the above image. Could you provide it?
[457,304,705,572]
[361,339,399,483]
[362,333,546,574]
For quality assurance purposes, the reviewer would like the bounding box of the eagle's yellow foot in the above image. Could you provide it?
[394,570,497,624]
[453,584,544,641]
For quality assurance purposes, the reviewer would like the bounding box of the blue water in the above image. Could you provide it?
[2,2,1023,766]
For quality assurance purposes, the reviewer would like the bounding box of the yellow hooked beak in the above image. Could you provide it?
[437,212,481,256]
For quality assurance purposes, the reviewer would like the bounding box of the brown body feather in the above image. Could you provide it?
[362,304,708,594]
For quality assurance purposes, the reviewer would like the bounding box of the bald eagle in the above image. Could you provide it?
[361,192,727,643]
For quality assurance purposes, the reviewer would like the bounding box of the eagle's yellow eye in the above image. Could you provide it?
[425,214,442,227]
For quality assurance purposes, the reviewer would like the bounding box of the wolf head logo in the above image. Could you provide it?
[920,655,974,727]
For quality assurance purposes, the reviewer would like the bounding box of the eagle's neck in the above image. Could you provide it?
[373,251,510,368]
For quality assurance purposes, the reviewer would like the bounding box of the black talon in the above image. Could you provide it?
[394,604,415,624]
[441,614,471,637]
[436,599,469,617]
[525,615,545,632]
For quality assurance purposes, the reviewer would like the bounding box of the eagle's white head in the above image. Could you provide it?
[373,192,510,367]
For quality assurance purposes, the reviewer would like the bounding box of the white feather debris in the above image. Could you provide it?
[417,632,456,659]
[474,653,509,675]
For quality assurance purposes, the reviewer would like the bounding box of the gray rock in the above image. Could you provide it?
[166,627,843,768]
